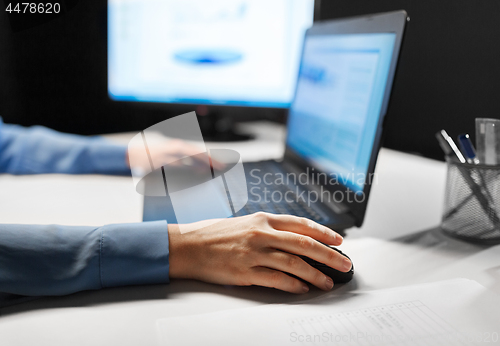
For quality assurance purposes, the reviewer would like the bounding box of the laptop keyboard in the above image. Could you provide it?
[232,161,326,222]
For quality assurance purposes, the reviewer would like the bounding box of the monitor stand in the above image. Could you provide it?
[196,106,253,142]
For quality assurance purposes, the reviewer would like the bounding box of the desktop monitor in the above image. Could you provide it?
[107,0,314,111]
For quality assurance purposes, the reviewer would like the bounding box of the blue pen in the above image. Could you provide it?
[457,133,495,205]
[458,134,480,164]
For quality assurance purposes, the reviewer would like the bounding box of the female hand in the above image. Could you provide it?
[127,139,224,171]
[168,212,352,294]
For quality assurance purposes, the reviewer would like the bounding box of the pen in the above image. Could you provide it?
[436,130,500,226]
[436,130,466,163]
[458,134,479,164]
[458,133,493,200]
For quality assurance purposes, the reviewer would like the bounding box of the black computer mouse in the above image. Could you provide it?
[296,246,354,284]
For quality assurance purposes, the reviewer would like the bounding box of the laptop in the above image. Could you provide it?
[143,10,408,232]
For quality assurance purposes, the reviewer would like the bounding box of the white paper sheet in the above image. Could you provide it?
[425,244,500,293]
[157,278,500,345]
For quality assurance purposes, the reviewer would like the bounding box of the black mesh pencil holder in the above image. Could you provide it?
[441,159,500,244]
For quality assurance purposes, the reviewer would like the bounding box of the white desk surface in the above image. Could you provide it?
[1,122,499,345]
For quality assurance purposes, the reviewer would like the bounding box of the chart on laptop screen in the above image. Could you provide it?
[287,33,396,192]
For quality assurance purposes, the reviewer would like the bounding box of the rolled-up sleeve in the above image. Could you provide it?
[0,221,170,297]
[0,118,130,175]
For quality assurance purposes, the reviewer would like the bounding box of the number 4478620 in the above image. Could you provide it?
[5,2,61,14]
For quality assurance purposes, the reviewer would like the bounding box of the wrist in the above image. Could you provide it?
[168,224,190,279]
[167,219,224,280]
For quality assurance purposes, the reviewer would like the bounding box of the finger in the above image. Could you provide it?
[179,148,208,161]
[171,152,218,171]
[181,151,225,170]
[161,141,225,170]
[249,266,309,294]
[207,154,226,171]
[267,214,342,246]
[259,250,334,291]
[267,231,352,273]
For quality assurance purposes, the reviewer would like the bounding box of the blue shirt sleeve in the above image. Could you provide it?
[0,118,131,175]
[0,221,170,298]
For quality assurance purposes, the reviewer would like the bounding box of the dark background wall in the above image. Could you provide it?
[1,1,500,160]
[0,1,196,135]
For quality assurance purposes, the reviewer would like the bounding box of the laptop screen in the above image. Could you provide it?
[286,33,396,193]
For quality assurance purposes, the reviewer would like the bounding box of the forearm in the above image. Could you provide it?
[0,221,169,297]
[0,122,130,175]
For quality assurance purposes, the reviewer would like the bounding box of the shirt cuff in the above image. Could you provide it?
[99,221,170,288]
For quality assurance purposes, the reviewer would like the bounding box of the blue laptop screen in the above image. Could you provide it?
[286,33,396,192]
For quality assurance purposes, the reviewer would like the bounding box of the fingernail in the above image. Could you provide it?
[343,257,352,271]
[325,277,334,290]
[335,233,343,243]
[302,283,309,293]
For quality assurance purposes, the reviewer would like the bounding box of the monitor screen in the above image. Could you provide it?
[108,0,314,108]
[286,33,396,192]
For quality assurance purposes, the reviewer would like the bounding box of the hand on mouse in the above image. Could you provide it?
[168,212,352,294]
